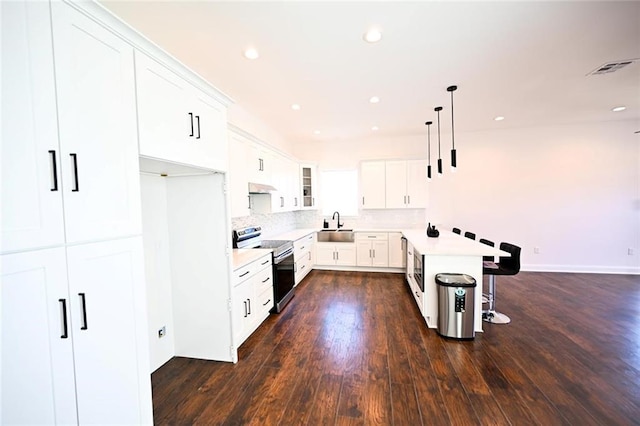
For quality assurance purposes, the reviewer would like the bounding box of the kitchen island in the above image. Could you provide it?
[402,229,509,332]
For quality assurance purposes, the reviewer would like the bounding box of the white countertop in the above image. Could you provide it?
[232,248,272,270]
[402,229,509,257]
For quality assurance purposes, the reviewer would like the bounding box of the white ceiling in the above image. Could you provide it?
[100,1,640,145]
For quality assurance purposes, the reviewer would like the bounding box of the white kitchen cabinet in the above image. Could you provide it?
[248,143,273,184]
[300,164,318,209]
[66,238,150,425]
[294,233,315,285]
[135,51,228,172]
[232,253,273,347]
[315,243,356,266]
[360,161,386,209]
[388,232,405,268]
[288,158,301,210]
[406,241,414,285]
[52,1,143,244]
[228,131,251,217]
[1,1,64,253]
[1,248,77,425]
[385,160,428,209]
[356,233,389,267]
[1,2,152,424]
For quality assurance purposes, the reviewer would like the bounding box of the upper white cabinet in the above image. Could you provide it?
[228,131,251,218]
[2,0,144,250]
[300,164,318,209]
[361,161,386,209]
[361,160,427,210]
[135,52,228,172]
[51,1,142,244]
[385,160,428,209]
[1,0,64,253]
[248,143,273,184]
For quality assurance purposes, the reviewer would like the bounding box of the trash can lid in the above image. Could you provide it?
[435,273,477,287]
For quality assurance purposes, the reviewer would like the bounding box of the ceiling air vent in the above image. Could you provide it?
[587,59,638,76]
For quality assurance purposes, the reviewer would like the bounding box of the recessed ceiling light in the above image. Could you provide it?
[371,126,379,131]
[291,104,301,111]
[363,28,382,43]
[313,130,321,135]
[612,106,626,112]
[243,48,259,60]
[494,116,505,121]
[369,96,380,104]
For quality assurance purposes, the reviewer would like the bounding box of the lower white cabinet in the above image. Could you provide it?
[294,233,314,285]
[1,238,152,425]
[232,254,273,347]
[315,243,356,266]
[388,232,405,268]
[406,241,414,285]
[356,233,389,267]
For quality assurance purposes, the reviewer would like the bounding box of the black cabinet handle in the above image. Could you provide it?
[239,270,250,278]
[243,301,248,317]
[261,260,269,265]
[49,150,58,191]
[188,112,194,137]
[247,299,251,315]
[59,299,68,339]
[195,115,201,139]
[70,154,79,192]
[262,277,270,283]
[263,299,271,306]
[78,293,88,330]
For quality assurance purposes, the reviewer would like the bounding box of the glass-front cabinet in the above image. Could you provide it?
[300,164,317,209]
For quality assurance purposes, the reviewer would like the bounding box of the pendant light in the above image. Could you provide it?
[447,85,457,171]
[425,121,433,180]
[435,106,443,176]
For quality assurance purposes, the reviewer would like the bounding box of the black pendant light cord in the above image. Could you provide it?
[425,121,432,164]
[435,106,443,174]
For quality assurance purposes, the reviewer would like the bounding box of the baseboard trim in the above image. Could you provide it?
[522,264,640,275]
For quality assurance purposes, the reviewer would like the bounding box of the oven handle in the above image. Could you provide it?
[273,247,294,263]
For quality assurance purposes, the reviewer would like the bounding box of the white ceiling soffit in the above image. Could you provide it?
[100,1,640,144]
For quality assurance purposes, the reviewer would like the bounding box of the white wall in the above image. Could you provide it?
[294,119,640,274]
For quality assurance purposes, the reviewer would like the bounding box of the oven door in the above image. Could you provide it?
[413,251,424,292]
[272,251,295,313]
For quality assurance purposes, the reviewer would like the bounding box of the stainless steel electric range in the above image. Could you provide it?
[232,226,295,313]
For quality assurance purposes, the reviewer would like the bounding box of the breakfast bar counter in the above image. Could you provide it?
[402,229,509,332]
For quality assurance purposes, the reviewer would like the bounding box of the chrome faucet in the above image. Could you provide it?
[332,211,344,229]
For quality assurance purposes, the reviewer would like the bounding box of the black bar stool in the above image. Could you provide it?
[482,242,521,324]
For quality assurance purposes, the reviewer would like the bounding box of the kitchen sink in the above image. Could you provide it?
[317,229,354,243]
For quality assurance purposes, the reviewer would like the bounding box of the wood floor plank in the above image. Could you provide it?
[149,269,640,425]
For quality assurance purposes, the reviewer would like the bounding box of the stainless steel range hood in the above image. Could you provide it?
[248,182,277,193]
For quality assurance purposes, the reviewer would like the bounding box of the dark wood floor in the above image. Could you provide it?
[151,270,640,425]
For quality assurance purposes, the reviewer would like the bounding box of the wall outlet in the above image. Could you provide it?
[158,326,166,338]
[629,248,635,256]
[534,247,540,254]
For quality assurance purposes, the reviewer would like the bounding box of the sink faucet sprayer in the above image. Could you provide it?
[332,211,344,229]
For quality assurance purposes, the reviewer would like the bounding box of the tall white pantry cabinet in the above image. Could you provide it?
[1,1,152,425]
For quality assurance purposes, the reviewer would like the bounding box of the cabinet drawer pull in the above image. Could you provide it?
[263,299,271,306]
[188,112,194,137]
[49,150,58,191]
[59,299,68,339]
[243,301,248,317]
[195,115,201,139]
[261,260,269,265]
[262,277,270,283]
[368,236,376,238]
[407,195,411,204]
[239,270,250,278]
[70,154,79,192]
[247,299,251,315]
[78,293,88,330]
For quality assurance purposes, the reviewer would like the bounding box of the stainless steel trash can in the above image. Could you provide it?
[436,273,476,339]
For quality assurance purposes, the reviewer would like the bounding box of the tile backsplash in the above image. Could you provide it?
[232,208,427,237]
